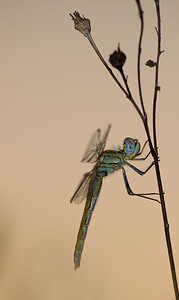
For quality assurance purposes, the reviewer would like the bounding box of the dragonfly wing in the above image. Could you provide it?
[98,124,111,155]
[81,125,111,163]
[81,128,101,163]
[70,172,92,204]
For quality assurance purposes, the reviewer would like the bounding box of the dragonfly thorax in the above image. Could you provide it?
[96,150,123,176]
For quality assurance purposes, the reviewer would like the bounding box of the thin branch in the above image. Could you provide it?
[88,36,144,121]
[153,1,179,299]
[108,45,145,121]
[154,160,179,300]
[70,7,179,299]
[69,12,128,97]
[87,35,128,96]
[134,0,157,160]
[119,68,144,120]
[70,12,145,121]
[153,0,162,152]
[135,0,147,116]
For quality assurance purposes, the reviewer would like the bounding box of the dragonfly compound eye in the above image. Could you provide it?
[124,138,136,155]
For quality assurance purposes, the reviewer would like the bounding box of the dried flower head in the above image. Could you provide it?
[109,44,126,70]
[70,11,91,38]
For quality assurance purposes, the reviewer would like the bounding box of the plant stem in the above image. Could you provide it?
[152,1,179,298]
[136,1,179,298]
[86,33,128,97]
[135,0,147,116]
[70,3,179,297]
[155,158,179,300]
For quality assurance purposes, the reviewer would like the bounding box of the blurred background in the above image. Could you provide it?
[1,0,179,299]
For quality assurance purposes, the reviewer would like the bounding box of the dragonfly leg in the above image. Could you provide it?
[139,140,148,154]
[122,167,161,204]
[131,140,151,161]
[134,141,159,161]
[124,159,155,175]
[132,151,151,161]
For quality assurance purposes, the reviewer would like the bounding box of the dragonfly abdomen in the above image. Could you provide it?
[74,175,103,269]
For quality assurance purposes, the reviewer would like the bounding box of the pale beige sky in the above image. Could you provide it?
[1,1,179,299]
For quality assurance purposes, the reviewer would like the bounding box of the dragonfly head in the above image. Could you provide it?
[123,138,141,158]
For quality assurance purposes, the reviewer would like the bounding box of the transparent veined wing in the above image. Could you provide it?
[81,124,111,163]
[70,172,93,204]
[98,124,111,154]
[81,129,101,163]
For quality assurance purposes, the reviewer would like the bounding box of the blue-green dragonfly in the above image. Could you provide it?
[70,125,159,269]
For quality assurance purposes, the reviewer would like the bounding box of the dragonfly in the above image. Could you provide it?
[70,125,160,270]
